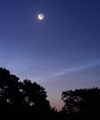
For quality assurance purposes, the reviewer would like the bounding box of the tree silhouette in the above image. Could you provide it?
[20,79,50,113]
[61,88,100,119]
[0,68,20,103]
[1,67,100,120]
[0,68,51,119]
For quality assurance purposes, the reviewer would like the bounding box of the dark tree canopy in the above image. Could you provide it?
[0,68,51,119]
[62,88,100,115]
[0,68,19,103]
[0,67,100,120]
[20,79,50,112]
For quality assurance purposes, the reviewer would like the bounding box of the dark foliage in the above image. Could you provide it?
[0,68,51,120]
[62,88,100,119]
[0,67,100,120]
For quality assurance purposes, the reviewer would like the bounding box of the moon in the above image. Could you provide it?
[38,14,44,20]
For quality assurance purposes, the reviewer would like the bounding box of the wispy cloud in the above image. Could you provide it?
[50,60,100,78]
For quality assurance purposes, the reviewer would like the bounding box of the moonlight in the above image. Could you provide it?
[38,14,45,20]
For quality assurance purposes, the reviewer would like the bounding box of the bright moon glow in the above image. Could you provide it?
[38,14,44,20]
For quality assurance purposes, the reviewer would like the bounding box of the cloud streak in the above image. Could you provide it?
[51,60,100,79]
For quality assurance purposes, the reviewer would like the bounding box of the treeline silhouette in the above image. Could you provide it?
[0,67,100,120]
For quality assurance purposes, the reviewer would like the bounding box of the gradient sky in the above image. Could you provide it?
[0,0,100,110]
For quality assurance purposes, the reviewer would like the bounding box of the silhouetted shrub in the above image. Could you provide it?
[61,88,100,119]
[0,68,51,119]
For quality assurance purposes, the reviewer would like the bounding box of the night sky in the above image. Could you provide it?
[0,0,100,110]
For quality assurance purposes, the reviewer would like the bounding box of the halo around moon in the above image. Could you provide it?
[38,14,44,20]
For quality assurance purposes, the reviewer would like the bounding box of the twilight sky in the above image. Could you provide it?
[0,0,100,110]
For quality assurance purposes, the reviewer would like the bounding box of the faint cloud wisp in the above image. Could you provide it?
[50,60,100,79]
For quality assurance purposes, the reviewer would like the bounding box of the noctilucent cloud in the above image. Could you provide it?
[0,0,100,110]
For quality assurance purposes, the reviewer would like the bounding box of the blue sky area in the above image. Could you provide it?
[0,0,100,110]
